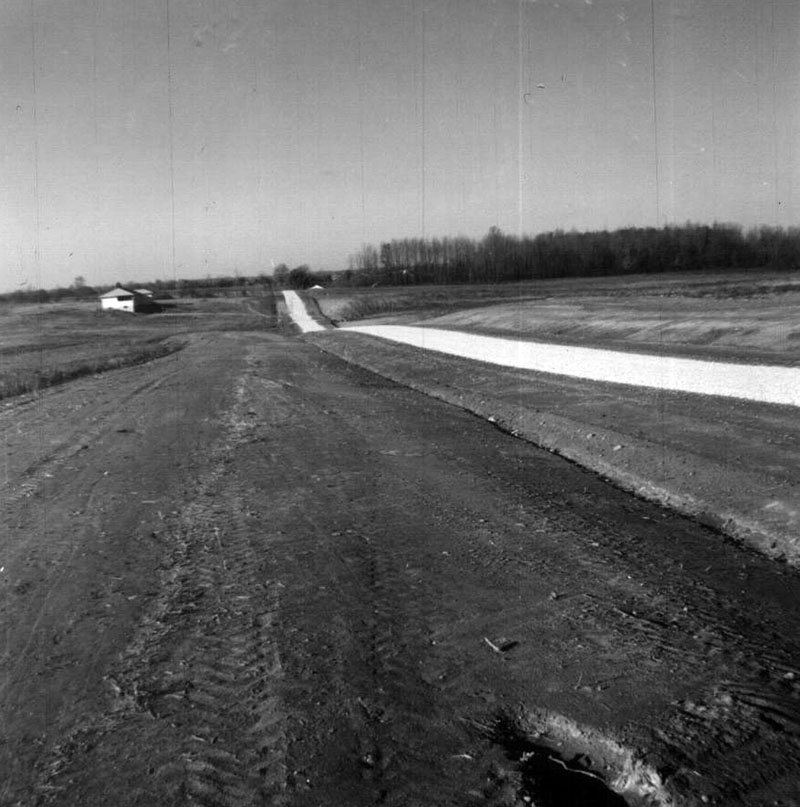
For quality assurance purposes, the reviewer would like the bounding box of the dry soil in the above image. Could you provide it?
[2,298,800,806]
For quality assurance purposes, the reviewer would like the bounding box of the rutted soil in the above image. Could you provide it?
[2,311,800,805]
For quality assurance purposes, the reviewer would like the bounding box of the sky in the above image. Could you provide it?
[1,0,798,291]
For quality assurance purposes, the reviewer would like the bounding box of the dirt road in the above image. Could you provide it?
[3,315,800,805]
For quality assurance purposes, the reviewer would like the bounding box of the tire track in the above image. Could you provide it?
[33,354,288,806]
[387,442,800,803]
[654,682,800,804]
[25,332,800,805]
[271,519,473,807]
[244,386,486,805]
[347,531,443,801]
[141,491,286,807]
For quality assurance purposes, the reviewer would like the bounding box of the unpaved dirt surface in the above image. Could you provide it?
[3,303,800,806]
[309,328,800,566]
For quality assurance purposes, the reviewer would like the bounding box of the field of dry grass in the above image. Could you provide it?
[0,296,274,400]
[311,270,800,364]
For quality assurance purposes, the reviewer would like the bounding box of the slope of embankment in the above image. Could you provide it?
[282,283,800,564]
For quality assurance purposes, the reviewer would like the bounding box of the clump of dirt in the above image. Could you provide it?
[486,713,632,806]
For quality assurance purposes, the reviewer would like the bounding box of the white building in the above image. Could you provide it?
[99,287,153,313]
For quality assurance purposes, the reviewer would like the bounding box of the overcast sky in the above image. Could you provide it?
[2,0,798,290]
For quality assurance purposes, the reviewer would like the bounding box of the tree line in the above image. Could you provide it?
[3,223,797,304]
[341,223,799,287]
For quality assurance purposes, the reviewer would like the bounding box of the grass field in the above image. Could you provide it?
[310,270,800,363]
[0,296,274,400]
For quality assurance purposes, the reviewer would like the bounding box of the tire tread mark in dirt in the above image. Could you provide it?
[33,356,288,806]
[313,528,463,806]
[655,682,800,802]
[147,512,286,807]
[401,429,800,802]
[261,415,478,805]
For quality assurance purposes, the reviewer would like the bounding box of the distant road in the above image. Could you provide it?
[282,291,800,407]
[282,288,326,332]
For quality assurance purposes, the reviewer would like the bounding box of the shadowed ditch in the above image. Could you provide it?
[489,714,630,807]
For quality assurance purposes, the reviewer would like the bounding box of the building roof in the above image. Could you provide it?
[134,288,154,295]
[99,286,136,298]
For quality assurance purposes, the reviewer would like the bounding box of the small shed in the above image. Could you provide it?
[99,286,153,313]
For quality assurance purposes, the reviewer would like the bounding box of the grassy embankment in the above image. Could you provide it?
[0,295,275,400]
[311,270,800,364]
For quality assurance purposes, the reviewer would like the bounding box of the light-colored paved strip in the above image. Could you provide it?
[342,325,800,407]
[282,290,326,332]
[281,292,799,407]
